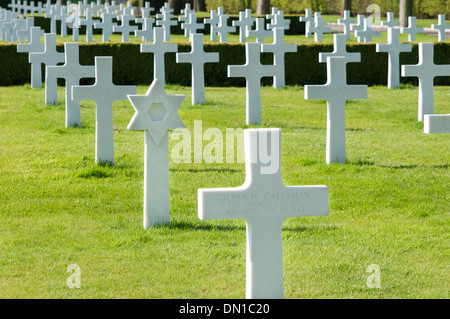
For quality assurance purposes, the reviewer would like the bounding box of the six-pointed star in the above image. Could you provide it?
[127,79,185,145]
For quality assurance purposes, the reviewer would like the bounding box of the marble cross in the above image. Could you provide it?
[431,14,450,42]
[176,33,219,105]
[401,43,450,122]
[156,7,177,41]
[54,6,68,37]
[178,3,194,26]
[305,56,368,164]
[182,12,203,38]
[355,18,381,42]
[140,27,178,88]
[16,16,34,42]
[72,56,137,165]
[261,27,297,88]
[46,42,95,127]
[17,26,45,88]
[198,128,329,299]
[29,33,65,105]
[228,42,279,125]
[135,17,155,42]
[267,11,290,31]
[350,14,365,33]
[376,27,412,89]
[299,8,314,38]
[45,4,59,34]
[338,10,355,40]
[318,33,360,64]
[135,2,154,24]
[94,12,117,42]
[113,13,137,42]
[232,9,255,43]
[266,7,278,24]
[246,17,272,43]
[204,9,219,41]
[400,16,424,42]
[309,14,330,42]
[127,79,185,228]
[381,12,400,28]
[67,5,82,41]
[79,9,96,42]
[213,14,235,43]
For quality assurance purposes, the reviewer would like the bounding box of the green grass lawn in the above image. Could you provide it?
[0,83,448,298]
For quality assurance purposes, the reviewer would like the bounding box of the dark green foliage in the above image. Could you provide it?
[7,41,450,87]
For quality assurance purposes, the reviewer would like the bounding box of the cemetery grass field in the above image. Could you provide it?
[0,83,448,299]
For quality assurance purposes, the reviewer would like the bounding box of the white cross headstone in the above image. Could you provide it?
[246,17,272,43]
[12,15,27,42]
[17,26,45,88]
[46,42,95,127]
[318,33,360,64]
[381,12,400,28]
[228,42,279,125]
[299,8,314,38]
[338,10,355,40]
[113,13,137,42]
[127,79,185,228]
[178,3,193,26]
[261,27,297,88]
[309,14,330,42]
[135,16,155,42]
[79,9,97,42]
[232,9,255,43]
[305,56,368,164]
[401,42,450,122]
[54,6,68,37]
[213,14,235,43]
[204,9,219,41]
[156,6,177,42]
[198,128,329,299]
[266,6,278,23]
[94,12,117,42]
[45,4,59,34]
[424,114,450,134]
[400,16,424,42]
[29,33,65,105]
[176,33,219,105]
[431,14,450,42]
[267,11,290,31]
[17,16,35,42]
[350,14,365,33]
[140,27,178,88]
[135,2,154,24]
[355,18,381,43]
[66,5,82,41]
[182,12,203,38]
[376,27,412,89]
[72,56,137,165]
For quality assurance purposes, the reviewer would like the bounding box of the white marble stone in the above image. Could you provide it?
[198,128,329,299]
[135,17,155,42]
[17,26,45,89]
[246,18,272,43]
[29,33,65,104]
[140,27,178,87]
[212,14,235,43]
[54,6,68,37]
[424,114,450,133]
[135,2,154,24]
[431,14,450,42]
[45,4,59,34]
[127,79,185,228]
[267,11,290,31]
[232,9,255,43]
[155,6,177,41]
[305,56,368,164]
[203,9,219,41]
[400,16,424,42]
[228,42,279,125]
[309,14,330,42]
[381,12,399,28]
[299,8,314,38]
[376,28,412,89]
[182,12,203,38]
[94,12,117,42]
[319,33,360,64]
[72,56,136,165]
[261,27,297,88]
[338,10,355,40]
[355,18,381,42]
[16,17,35,42]
[401,43,450,121]
[176,34,219,105]
[350,14,365,33]
[113,13,138,42]
[46,42,95,127]
[79,9,97,42]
